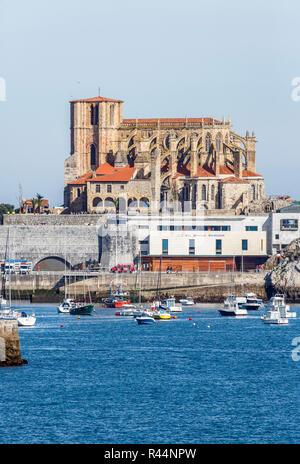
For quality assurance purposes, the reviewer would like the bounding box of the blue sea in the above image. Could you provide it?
[0,303,300,444]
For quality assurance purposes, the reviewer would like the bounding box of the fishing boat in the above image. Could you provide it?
[16,311,36,327]
[219,295,248,317]
[179,296,195,306]
[136,312,156,325]
[240,293,263,310]
[102,285,130,308]
[262,294,295,322]
[160,297,182,313]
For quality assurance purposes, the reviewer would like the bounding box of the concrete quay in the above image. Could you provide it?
[4,270,268,302]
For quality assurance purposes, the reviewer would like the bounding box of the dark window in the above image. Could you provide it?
[246,226,258,231]
[96,184,100,193]
[90,144,96,167]
[242,239,248,251]
[216,239,222,255]
[189,239,195,255]
[275,234,279,239]
[107,185,112,193]
[162,239,168,255]
[280,219,298,230]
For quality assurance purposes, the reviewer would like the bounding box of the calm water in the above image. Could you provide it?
[0,303,300,444]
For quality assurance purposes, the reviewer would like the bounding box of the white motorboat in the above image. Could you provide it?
[240,293,263,310]
[115,304,142,317]
[219,295,248,317]
[160,297,182,313]
[179,296,195,306]
[262,294,295,322]
[136,312,156,325]
[16,311,36,327]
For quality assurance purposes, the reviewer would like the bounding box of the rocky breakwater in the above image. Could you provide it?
[264,238,300,301]
[0,319,28,367]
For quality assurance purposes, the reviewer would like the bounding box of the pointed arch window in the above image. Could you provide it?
[202,184,207,201]
[110,105,115,125]
[90,144,96,167]
[211,184,215,201]
[205,134,211,152]
[251,184,255,200]
[91,104,98,125]
[216,134,221,151]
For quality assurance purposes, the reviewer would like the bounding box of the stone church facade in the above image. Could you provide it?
[64,96,265,214]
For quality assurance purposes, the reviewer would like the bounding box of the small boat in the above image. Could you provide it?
[262,294,295,322]
[69,303,94,316]
[16,311,36,327]
[115,304,142,317]
[240,293,263,310]
[153,310,171,320]
[136,312,156,325]
[219,295,248,317]
[0,295,7,306]
[179,296,195,306]
[160,297,182,313]
[57,298,74,313]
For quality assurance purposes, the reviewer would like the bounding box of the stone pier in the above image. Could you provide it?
[0,319,27,367]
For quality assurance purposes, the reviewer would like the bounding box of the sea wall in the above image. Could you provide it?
[0,319,27,367]
[5,271,268,303]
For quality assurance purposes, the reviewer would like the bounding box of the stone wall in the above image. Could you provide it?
[0,223,101,268]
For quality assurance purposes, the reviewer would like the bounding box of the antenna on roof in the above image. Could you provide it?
[98,86,101,97]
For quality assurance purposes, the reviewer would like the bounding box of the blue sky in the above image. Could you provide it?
[0,0,300,206]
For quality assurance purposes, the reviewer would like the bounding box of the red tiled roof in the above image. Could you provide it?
[242,170,262,177]
[176,163,216,178]
[68,164,136,186]
[95,163,115,175]
[122,117,220,124]
[220,165,234,175]
[24,199,49,206]
[219,176,250,184]
[68,172,92,185]
[70,96,123,103]
[89,166,136,183]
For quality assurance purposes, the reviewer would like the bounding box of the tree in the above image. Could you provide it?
[0,204,15,224]
[31,198,38,214]
[36,193,44,214]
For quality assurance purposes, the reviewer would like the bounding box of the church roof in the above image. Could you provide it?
[219,176,250,184]
[70,96,124,103]
[89,165,136,183]
[122,117,221,125]
[68,164,136,186]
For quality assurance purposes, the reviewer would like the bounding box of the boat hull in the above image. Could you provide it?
[218,309,247,317]
[70,304,94,315]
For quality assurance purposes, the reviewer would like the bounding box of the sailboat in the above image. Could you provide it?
[69,271,94,315]
[219,256,248,317]
[135,252,155,325]
[0,229,36,326]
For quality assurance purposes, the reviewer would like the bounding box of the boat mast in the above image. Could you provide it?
[8,227,12,313]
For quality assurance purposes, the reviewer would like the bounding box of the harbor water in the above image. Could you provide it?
[0,303,300,444]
